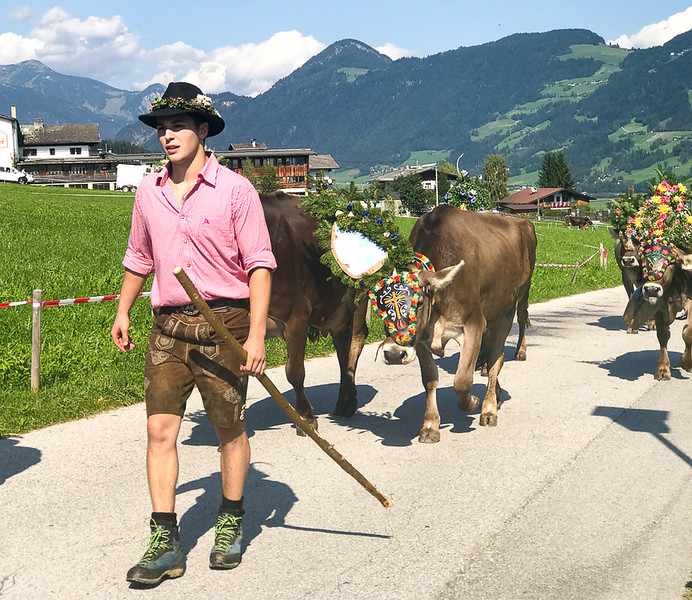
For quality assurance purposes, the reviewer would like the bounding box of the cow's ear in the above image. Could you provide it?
[417,260,465,292]
[677,251,692,271]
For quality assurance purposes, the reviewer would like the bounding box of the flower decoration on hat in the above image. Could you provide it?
[150,94,219,117]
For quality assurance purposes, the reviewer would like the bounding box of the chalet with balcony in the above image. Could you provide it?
[497,187,594,215]
[219,141,338,194]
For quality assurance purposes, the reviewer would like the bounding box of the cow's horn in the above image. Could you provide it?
[418,260,465,291]
[678,251,692,271]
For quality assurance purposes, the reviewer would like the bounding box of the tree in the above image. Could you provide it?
[482,154,509,205]
[241,158,256,185]
[392,173,433,216]
[537,151,575,190]
[256,163,280,193]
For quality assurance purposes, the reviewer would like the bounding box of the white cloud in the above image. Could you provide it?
[0,8,322,95]
[7,6,31,22]
[180,31,326,96]
[0,32,42,63]
[375,42,416,60]
[608,7,692,48]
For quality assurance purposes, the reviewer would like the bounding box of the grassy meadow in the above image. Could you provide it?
[0,185,620,435]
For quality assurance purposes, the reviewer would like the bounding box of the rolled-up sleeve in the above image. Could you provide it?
[232,184,277,274]
[122,194,155,276]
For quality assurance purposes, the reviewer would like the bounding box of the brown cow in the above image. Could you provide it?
[261,191,368,428]
[378,206,536,442]
[610,230,652,333]
[565,215,593,228]
[623,238,692,380]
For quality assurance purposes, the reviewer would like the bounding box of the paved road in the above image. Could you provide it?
[1,287,690,600]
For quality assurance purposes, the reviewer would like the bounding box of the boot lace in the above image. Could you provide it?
[138,519,172,564]
[214,514,241,551]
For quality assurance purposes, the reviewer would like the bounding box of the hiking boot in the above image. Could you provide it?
[209,511,243,569]
[126,518,186,585]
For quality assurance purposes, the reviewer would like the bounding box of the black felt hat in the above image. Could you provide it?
[138,81,225,137]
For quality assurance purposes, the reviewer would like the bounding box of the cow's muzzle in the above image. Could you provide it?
[642,282,663,304]
[381,341,416,365]
[621,256,639,268]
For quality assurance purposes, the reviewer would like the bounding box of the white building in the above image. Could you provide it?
[0,106,21,168]
[19,120,100,159]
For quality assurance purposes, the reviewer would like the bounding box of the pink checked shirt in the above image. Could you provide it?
[123,153,276,308]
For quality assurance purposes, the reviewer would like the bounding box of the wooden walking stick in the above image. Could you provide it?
[173,266,392,508]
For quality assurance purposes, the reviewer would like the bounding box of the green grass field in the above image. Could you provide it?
[0,185,620,435]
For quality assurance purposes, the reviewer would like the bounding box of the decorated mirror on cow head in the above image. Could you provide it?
[640,238,676,281]
[369,254,435,347]
[331,224,388,279]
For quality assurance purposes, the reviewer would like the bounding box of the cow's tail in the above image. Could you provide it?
[307,325,321,343]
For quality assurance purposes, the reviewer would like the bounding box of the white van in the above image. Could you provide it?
[0,166,34,184]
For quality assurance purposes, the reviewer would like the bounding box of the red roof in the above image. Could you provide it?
[499,188,561,205]
[499,187,594,205]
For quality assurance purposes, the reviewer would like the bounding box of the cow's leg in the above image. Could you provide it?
[680,301,692,372]
[417,344,441,443]
[515,285,530,361]
[333,300,369,417]
[654,311,671,380]
[454,319,483,413]
[479,313,514,426]
[283,315,318,433]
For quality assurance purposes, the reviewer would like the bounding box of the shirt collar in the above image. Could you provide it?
[157,151,220,188]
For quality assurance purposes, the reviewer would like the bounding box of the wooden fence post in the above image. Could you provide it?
[31,289,41,392]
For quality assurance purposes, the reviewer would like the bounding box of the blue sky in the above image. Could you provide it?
[1,1,691,96]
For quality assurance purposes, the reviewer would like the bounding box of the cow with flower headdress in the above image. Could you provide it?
[372,206,537,442]
[622,181,692,379]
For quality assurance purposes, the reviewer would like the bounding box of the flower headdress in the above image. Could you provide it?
[300,185,415,295]
[625,181,691,250]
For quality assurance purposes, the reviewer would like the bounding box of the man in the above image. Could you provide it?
[111,82,276,585]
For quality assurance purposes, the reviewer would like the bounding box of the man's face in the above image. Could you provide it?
[156,114,208,164]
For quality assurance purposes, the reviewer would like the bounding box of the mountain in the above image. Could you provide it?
[1,29,691,193]
[0,60,163,139]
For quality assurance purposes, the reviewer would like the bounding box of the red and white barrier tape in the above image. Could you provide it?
[536,249,603,270]
[535,263,577,268]
[0,291,151,309]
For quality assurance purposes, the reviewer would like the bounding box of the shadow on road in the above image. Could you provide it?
[176,462,387,557]
[593,406,692,468]
[0,438,41,484]
[584,350,685,381]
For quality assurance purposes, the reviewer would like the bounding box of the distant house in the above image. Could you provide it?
[497,187,594,215]
[372,165,459,213]
[373,165,458,191]
[20,120,100,159]
[308,154,339,181]
[0,106,21,168]
[219,141,326,194]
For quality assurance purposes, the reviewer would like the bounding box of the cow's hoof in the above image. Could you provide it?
[680,356,692,372]
[479,414,498,427]
[459,395,480,412]
[296,418,318,436]
[654,370,671,381]
[626,327,639,334]
[333,398,357,418]
[515,351,526,361]
[418,429,440,443]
